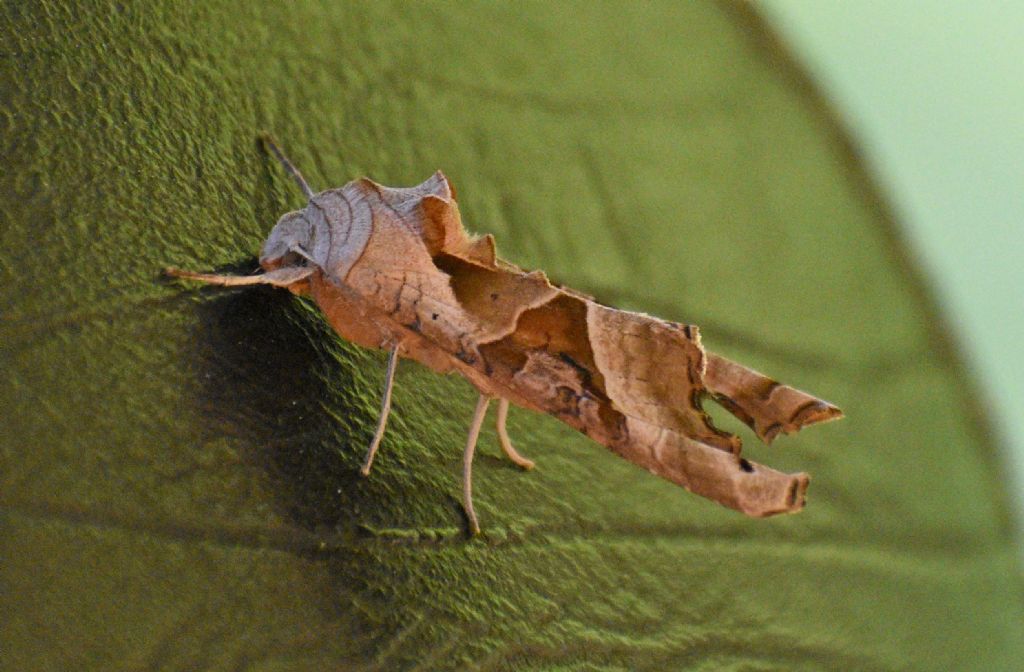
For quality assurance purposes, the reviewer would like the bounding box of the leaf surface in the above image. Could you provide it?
[2,2,1022,670]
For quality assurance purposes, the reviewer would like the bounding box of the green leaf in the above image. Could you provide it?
[2,1,1021,670]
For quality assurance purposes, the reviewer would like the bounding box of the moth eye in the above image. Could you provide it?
[280,251,306,267]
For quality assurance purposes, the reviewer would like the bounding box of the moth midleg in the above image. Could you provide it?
[259,132,315,200]
[495,398,535,470]
[462,394,492,536]
[360,342,401,476]
[164,265,313,287]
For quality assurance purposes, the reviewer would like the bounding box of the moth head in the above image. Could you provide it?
[260,210,315,271]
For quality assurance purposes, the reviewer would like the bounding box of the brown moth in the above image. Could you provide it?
[167,136,842,535]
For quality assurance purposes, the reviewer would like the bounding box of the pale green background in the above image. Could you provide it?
[763,1,1024,524]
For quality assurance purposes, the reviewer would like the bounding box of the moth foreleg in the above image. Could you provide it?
[495,398,535,470]
[360,343,401,476]
[164,265,314,287]
[462,394,491,536]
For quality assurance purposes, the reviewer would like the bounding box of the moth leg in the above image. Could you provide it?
[259,133,315,200]
[164,265,313,287]
[360,342,401,476]
[495,398,535,470]
[462,394,491,536]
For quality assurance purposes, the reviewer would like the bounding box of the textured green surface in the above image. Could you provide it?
[2,2,1022,670]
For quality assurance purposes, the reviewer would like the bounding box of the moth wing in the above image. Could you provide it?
[337,175,550,370]
[705,353,843,444]
[585,306,741,454]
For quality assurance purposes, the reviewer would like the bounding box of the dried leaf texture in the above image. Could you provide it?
[705,353,843,444]
[298,174,836,516]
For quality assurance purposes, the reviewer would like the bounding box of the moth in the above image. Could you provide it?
[167,136,842,535]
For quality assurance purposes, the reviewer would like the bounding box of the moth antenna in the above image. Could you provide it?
[259,132,316,200]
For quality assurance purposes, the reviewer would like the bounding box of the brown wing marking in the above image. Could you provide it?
[705,353,843,444]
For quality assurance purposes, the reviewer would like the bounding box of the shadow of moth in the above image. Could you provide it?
[167,136,842,535]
